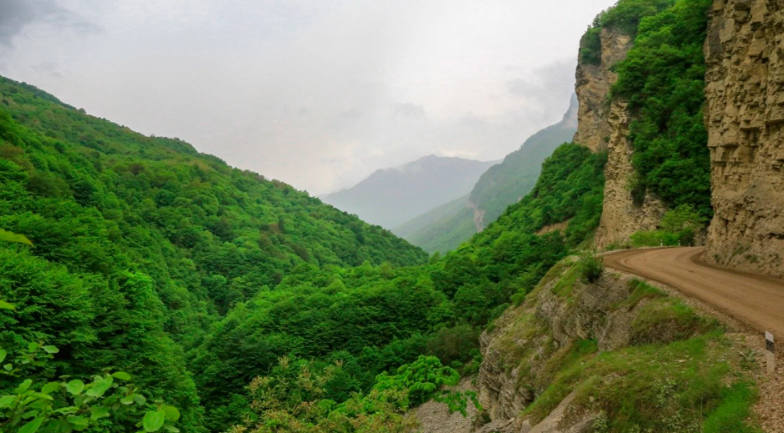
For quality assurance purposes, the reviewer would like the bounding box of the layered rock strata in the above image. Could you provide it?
[703,0,784,277]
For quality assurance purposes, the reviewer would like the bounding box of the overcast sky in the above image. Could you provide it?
[0,0,617,194]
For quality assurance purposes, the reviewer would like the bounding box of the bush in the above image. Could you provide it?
[577,252,604,284]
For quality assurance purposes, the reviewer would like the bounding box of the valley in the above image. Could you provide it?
[2,0,784,431]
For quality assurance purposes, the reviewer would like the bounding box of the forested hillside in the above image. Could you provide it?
[0,76,607,430]
[0,0,757,431]
[0,76,426,431]
[192,143,607,429]
[398,96,578,254]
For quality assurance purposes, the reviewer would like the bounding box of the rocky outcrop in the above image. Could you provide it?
[573,28,633,152]
[468,200,486,232]
[573,27,666,249]
[474,260,692,431]
[594,101,667,248]
[703,0,784,277]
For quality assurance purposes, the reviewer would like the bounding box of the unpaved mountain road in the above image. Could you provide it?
[604,247,784,338]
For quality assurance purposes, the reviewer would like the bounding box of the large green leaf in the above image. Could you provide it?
[0,300,14,310]
[85,376,112,397]
[0,229,32,245]
[0,395,17,408]
[162,405,180,422]
[66,380,85,395]
[90,406,110,420]
[19,417,44,433]
[111,371,131,381]
[143,410,166,432]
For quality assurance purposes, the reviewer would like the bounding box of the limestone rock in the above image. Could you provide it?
[703,0,784,277]
[594,101,667,248]
[572,27,666,249]
[573,28,633,152]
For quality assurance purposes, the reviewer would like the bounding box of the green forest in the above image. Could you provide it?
[0,0,728,431]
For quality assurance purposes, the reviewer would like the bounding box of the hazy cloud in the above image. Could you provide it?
[0,0,618,194]
[394,103,426,119]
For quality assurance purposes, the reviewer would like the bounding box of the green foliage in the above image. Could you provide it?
[0,342,180,433]
[611,0,713,218]
[580,27,603,66]
[577,252,604,284]
[630,204,706,247]
[580,0,675,65]
[191,143,606,429]
[0,75,426,431]
[226,356,474,433]
[0,229,32,246]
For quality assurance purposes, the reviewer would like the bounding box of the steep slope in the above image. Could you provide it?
[703,0,784,278]
[469,95,579,227]
[321,155,496,229]
[577,0,713,249]
[474,258,758,432]
[397,97,578,253]
[0,76,427,431]
[190,142,607,431]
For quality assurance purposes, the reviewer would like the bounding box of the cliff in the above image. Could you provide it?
[573,28,632,153]
[703,0,784,277]
[469,258,755,432]
[573,27,666,249]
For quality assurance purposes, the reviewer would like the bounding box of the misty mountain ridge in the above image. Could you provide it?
[320,154,498,229]
[398,94,579,253]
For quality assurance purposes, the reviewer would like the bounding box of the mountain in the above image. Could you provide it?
[397,95,578,253]
[320,155,497,229]
[0,0,767,431]
[0,75,427,431]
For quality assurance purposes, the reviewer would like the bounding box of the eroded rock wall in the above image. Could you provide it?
[703,0,784,277]
[573,28,633,152]
[573,27,666,248]
[594,101,667,248]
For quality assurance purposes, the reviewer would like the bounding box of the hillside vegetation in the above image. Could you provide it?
[0,0,757,431]
[0,76,426,431]
[398,97,578,253]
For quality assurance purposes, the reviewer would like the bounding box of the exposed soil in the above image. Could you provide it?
[605,247,784,338]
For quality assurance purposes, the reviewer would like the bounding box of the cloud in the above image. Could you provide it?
[1,0,618,195]
[393,103,426,119]
[0,0,61,45]
[0,0,99,47]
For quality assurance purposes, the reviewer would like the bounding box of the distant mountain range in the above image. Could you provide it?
[320,155,497,229]
[396,95,579,253]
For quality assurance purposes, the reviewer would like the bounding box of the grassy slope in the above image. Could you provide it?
[489,259,759,432]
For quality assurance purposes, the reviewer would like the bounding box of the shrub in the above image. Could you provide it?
[577,252,604,284]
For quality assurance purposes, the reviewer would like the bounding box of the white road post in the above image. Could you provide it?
[766,331,775,375]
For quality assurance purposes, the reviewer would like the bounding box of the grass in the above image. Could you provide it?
[498,262,758,431]
[520,333,757,431]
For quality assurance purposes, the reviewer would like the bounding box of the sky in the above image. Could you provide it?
[0,0,617,195]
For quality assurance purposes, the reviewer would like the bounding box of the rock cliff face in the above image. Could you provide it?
[703,0,784,277]
[573,28,632,153]
[594,101,667,248]
[573,27,666,248]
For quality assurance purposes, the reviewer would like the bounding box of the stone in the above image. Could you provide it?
[703,0,784,278]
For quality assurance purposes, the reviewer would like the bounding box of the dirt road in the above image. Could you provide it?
[604,247,784,338]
